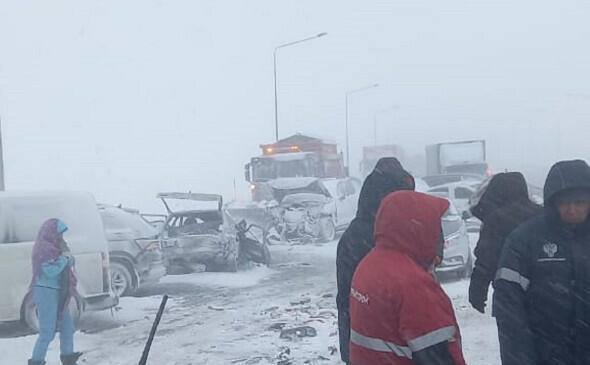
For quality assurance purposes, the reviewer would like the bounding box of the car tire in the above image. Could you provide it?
[110,261,134,297]
[23,294,82,333]
[319,218,336,242]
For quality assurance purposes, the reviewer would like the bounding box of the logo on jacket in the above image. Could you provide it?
[543,242,558,258]
[351,287,370,304]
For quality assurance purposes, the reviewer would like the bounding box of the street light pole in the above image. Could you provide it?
[273,32,327,141]
[345,83,379,171]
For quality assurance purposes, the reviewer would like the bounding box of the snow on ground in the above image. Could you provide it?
[1,234,501,364]
[160,265,275,289]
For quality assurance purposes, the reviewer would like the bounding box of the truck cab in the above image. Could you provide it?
[245,134,345,201]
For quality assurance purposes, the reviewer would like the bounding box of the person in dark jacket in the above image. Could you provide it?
[336,157,414,364]
[468,172,542,313]
[350,191,466,365]
[493,160,590,365]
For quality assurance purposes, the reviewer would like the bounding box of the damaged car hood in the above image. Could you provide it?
[281,193,330,207]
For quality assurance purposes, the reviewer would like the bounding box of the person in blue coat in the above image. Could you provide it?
[494,160,590,365]
[29,219,82,365]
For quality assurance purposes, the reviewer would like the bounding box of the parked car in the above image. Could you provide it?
[158,193,239,273]
[436,199,473,278]
[0,191,118,332]
[265,177,361,243]
[98,205,167,297]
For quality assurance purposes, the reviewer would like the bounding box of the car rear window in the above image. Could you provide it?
[100,208,158,238]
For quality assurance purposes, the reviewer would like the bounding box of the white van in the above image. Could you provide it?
[0,191,118,330]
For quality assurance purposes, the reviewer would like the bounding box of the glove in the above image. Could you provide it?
[469,268,490,314]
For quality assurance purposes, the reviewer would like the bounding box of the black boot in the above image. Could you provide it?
[28,360,45,365]
[60,352,82,365]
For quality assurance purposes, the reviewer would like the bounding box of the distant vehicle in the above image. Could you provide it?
[359,144,405,177]
[158,193,239,273]
[425,140,489,176]
[436,200,473,278]
[426,182,480,213]
[422,173,484,188]
[244,134,346,201]
[265,177,361,243]
[98,205,167,297]
[0,191,118,332]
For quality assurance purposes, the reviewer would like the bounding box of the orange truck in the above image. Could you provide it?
[244,134,346,201]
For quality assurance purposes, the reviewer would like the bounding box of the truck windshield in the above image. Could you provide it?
[252,158,312,181]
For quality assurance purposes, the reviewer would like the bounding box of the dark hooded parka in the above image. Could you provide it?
[494,160,590,365]
[468,172,542,313]
[350,191,466,365]
[336,157,415,363]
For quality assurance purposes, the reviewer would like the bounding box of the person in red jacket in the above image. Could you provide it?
[349,191,466,365]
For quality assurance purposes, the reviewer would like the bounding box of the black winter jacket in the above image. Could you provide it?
[335,157,414,363]
[469,172,542,313]
[493,160,590,365]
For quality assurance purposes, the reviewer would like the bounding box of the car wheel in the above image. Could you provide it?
[23,294,81,333]
[319,218,336,242]
[110,262,134,297]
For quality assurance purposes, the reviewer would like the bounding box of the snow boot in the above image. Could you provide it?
[28,360,45,365]
[60,352,82,365]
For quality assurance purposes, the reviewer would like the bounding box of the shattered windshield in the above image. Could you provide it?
[2,2,589,365]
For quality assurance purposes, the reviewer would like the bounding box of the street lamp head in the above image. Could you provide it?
[317,32,328,38]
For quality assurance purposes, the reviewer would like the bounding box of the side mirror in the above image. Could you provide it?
[462,210,471,221]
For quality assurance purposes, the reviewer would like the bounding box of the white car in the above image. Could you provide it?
[266,177,361,243]
[0,192,118,331]
[426,181,480,213]
[436,200,473,278]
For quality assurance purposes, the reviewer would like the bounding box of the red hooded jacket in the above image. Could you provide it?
[349,191,466,365]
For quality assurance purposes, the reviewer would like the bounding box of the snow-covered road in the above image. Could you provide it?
[1,236,500,364]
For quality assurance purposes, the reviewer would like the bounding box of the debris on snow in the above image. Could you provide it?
[280,326,318,340]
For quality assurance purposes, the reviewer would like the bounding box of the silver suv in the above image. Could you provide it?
[99,205,166,296]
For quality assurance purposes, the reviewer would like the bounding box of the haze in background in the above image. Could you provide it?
[1,0,589,212]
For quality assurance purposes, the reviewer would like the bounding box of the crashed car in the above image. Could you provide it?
[436,199,473,279]
[158,193,239,272]
[265,177,361,243]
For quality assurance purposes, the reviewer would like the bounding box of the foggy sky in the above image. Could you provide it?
[1,1,590,212]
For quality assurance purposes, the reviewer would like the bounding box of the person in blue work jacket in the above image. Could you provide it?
[29,218,81,365]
